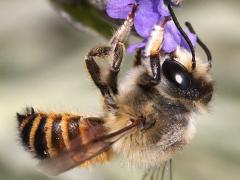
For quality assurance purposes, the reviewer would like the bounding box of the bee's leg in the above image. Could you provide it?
[106,42,125,94]
[147,54,161,86]
[138,55,161,89]
[85,50,117,110]
[85,41,125,110]
[109,3,137,45]
[133,49,142,67]
[85,42,124,97]
[106,4,137,94]
[85,43,124,97]
[86,4,137,96]
[138,18,171,89]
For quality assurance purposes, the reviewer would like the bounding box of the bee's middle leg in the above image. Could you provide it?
[85,42,125,110]
[107,4,137,93]
[85,48,117,110]
[107,42,125,94]
[85,40,125,94]
[85,4,137,101]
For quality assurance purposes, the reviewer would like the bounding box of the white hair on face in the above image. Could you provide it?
[174,46,209,75]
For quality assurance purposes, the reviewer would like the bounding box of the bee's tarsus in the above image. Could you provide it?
[128,3,138,19]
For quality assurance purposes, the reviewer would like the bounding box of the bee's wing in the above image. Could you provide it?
[38,120,139,176]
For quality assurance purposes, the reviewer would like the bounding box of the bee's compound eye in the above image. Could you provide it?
[162,58,191,90]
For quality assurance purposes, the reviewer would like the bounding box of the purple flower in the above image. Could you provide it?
[162,20,197,52]
[106,0,197,53]
[107,0,168,38]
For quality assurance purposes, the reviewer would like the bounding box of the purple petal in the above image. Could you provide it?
[180,32,197,50]
[158,0,170,17]
[134,0,160,37]
[162,21,181,53]
[127,41,146,53]
[106,0,136,19]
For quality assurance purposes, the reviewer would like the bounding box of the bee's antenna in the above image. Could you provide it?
[167,3,196,70]
[185,22,212,69]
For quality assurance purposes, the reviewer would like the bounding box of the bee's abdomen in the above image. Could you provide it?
[17,107,105,160]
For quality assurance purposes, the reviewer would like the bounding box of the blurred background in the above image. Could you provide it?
[0,0,240,180]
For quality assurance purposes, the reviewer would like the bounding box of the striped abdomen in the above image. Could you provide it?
[17,107,111,165]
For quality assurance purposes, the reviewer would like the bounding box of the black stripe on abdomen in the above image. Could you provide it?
[20,114,36,149]
[34,115,49,159]
[52,116,65,150]
[68,116,80,140]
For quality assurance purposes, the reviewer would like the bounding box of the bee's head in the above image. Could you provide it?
[160,47,214,107]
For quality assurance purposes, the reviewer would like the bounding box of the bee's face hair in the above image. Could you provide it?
[160,47,213,106]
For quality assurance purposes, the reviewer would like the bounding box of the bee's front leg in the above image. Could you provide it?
[137,55,161,90]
